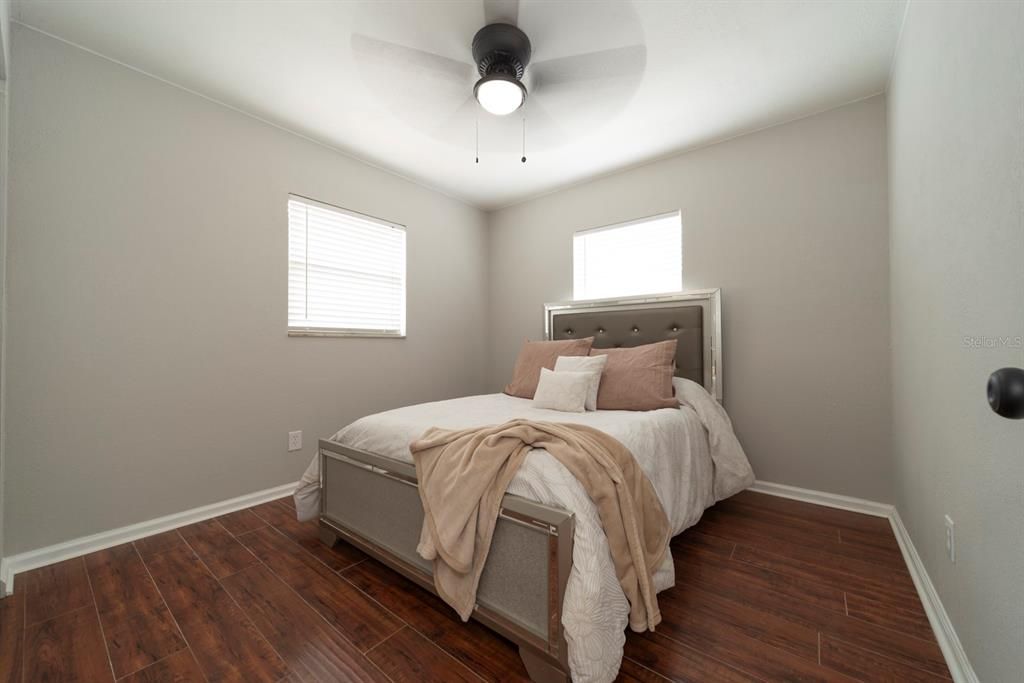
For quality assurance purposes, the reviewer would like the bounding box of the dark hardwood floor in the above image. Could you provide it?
[0,491,950,682]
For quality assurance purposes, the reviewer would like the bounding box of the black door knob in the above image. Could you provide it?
[987,367,1024,419]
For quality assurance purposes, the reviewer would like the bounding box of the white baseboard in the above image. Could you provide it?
[889,510,979,683]
[750,480,895,518]
[0,481,298,595]
[751,480,978,683]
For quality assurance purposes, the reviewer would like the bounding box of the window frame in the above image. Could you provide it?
[572,210,683,302]
[286,194,407,339]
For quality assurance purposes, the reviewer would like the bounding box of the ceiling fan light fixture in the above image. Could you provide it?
[474,73,527,116]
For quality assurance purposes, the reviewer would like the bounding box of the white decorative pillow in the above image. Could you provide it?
[533,368,591,413]
[554,354,608,411]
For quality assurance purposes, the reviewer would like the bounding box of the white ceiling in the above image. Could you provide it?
[13,0,906,209]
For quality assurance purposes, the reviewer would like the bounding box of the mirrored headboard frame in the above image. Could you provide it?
[543,289,723,401]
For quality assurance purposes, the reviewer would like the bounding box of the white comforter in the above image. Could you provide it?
[295,378,753,683]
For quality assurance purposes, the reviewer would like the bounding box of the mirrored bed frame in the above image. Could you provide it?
[317,289,722,682]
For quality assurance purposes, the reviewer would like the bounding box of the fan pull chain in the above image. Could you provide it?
[521,113,527,163]
[475,110,480,164]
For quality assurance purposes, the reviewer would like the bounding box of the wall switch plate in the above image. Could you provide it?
[288,430,302,452]
[944,515,955,563]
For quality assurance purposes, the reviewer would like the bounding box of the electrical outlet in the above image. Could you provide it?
[288,430,302,452]
[944,515,955,563]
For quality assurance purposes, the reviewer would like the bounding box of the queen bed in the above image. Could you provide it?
[296,290,754,683]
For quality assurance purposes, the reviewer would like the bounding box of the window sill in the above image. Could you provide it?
[288,329,406,339]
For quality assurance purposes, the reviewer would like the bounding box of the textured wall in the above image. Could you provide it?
[888,2,1024,679]
[4,26,489,554]
[487,96,893,502]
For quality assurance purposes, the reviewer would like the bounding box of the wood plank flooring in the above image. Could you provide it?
[0,491,950,682]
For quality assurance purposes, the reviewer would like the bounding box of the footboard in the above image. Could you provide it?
[318,439,574,682]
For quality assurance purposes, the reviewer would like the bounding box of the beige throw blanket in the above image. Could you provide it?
[410,419,670,631]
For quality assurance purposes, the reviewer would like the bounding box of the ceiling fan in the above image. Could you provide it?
[350,0,647,154]
[471,22,532,116]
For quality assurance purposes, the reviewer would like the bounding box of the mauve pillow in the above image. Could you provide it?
[590,339,679,410]
[504,337,594,398]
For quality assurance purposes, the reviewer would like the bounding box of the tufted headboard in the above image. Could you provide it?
[544,289,723,401]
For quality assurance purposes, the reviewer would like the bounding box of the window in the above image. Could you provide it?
[288,195,406,336]
[573,211,682,300]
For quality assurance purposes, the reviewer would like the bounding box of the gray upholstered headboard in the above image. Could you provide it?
[544,290,723,401]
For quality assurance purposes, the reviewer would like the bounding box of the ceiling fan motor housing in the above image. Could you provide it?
[472,23,532,78]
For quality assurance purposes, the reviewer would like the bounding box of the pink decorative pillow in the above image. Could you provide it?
[504,337,594,398]
[590,340,679,410]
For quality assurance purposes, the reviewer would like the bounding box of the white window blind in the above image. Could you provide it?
[288,196,406,336]
[573,211,682,300]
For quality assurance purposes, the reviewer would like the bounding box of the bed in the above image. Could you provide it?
[302,290,752,683]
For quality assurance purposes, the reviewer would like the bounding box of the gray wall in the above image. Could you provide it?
[0,89,7,584]
[0,1,8,589]
[487,96,893,502]
[4,25,489,555]
[888,2,1024,680]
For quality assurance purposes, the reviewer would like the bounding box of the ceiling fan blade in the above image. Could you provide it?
[351,33,475,85]
[530,44,646,91]
[522,98,565,148]
[434,95,480,147]
[483,0,519,26]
